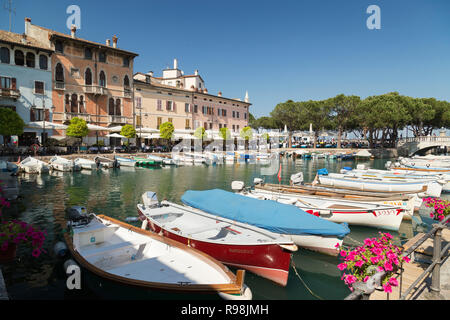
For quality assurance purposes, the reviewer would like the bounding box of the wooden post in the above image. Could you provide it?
[430,224,442,293]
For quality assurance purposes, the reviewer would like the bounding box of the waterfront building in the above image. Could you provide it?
[0,29,53,145]
[133,59,251,142]
[24,18,138,145]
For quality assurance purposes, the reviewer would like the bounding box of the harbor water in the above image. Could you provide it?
[0,156,445,300]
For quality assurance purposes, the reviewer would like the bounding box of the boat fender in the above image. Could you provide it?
[63,259,79,275]
[231,181,245,192]
[53,241,68,258]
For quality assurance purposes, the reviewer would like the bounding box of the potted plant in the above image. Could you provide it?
[423,197,450,222]
[0,190,46,263]
[336,232,410,293]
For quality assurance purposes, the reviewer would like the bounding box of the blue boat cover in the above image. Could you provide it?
[343,167,352,171]
[181,189,350,237]
[317,168,329,175]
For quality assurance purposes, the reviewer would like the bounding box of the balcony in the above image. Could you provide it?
[108,115,127,124]
[54,81,65,90]
[0,88,20,100]
[83,85,108,96]
[63,112,91,122]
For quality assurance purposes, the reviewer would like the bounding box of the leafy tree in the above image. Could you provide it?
[66,117,88,151]
[240,126,253,150]
[328,94,361,148]
[300,100,334,149]
[270,100,301,148]
[250,116,278,130]
[194,127,207,140]
[219,127,231,140]
[0,108,25,146]
[121,124,136,146]
[159,122,174,140]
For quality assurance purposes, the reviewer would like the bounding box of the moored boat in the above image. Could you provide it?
[18,156,49,174]
[178,189,350,257]
[49,156,78,172]
[115,156,136,167]
[74,158,97,170]
[134,156,162,167]
[64,207,252,300]
[137,192,298,286]
[240,186,405,231]
[94,156,119,169]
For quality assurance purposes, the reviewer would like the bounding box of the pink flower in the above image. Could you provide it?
[355,260,364,267]
[340,250,347,257]
[335,243,340,248]
[389,277,399,286]
[337,263,347,271]
[370,256,380,264]
[31,248,41,258]
[345,275,357,285]
[384,261,393,271]
[383,283,392,293]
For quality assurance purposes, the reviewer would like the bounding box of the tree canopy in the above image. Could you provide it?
[66,117,88,138]
[159,122,175,140]
[0,108,25,139]
[120,124,136,139]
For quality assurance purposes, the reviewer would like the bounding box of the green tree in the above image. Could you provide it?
[0,108,25,146]
[194,127,207,140]
[66,117,88,151]
[328,94,361,148]
[240,126,253,150]
[270,100,301,148]
[159,122,175,147]
[300,100,334,149]
[121,124,136,146]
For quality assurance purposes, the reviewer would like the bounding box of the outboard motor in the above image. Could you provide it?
[253,177,264,185]
[231,181,245,192]
[141,192,159,209]
[290,172,304,185]
[66,206,93,227]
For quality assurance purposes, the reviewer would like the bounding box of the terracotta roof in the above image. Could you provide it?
[32,24,138,57]
[0,30,53,52]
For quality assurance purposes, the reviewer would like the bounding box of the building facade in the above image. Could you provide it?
[134,59,251,141]
[24,18,138,145]
[0,29,53,145]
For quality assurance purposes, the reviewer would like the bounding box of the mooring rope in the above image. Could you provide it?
[291,259,324,300]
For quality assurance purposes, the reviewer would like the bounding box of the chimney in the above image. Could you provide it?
[147,71,154,77]
[194,69,199,76]
[71,24,77,38]
[112,35,118,48]
[218,91,222,97]
[21,33,27,44]
[24,17,31,35]
[106,39,111,46]
[204,88,208,94]
[173,58,178,69]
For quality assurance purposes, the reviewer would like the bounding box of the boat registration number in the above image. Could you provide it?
[373,209,397,217]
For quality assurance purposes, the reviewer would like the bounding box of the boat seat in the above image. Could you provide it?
[182,222,230,235]
[81,240,149,257]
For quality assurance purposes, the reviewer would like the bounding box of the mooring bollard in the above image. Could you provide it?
[430,224,442,293]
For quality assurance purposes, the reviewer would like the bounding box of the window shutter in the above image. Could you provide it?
[11,78,16,90]
[166,101,169,110]
[173,102,176,112]
[30,108,35,121]
[44,109,50,121]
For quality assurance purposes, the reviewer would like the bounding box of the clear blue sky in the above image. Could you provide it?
[1,0,450,118]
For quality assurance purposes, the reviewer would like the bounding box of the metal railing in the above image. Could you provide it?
[345,215,449,300]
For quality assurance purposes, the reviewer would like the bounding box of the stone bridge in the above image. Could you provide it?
[397,136,450,156]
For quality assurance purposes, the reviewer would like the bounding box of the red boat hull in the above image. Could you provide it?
[137,208,292,286]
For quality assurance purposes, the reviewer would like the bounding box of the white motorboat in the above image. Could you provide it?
[49,156,78,172]
[18,156,49,174]
[94,156,119,169]
[74,158,97,170]
[240,186,406,231]
[64,207,252,300]
[114,156,136,167]
[315,172,443,197]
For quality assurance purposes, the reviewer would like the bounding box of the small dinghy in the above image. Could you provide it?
[94,156,119,169]
[134,156,162,167]
[74,158,97,170]
[138,192,298,286]
[64,206,252,300]
[115,156,136,167]
[18,156,49,174]
[49,156,78,172]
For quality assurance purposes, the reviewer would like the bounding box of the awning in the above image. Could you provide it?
[87,124,110,131]
[106,133,126,138]
[27,121,68,129]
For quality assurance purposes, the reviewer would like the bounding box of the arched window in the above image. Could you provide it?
[115,99,121,116]
[71,94,78,113]
[85,68,92,85]
[0,47,10,64]
[65,94,70,112]
[99,71,106,87]
[14,50,24,66]
[124,75,130,87]
[26,52,35,68]
[79,95,85,113]
[108,98,115,115]
[55,63,64,82]
[39,55,48,70]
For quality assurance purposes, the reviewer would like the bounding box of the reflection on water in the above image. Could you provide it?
[1,157,446,300]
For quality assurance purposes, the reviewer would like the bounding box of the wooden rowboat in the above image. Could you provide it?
[64,208,252,300]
